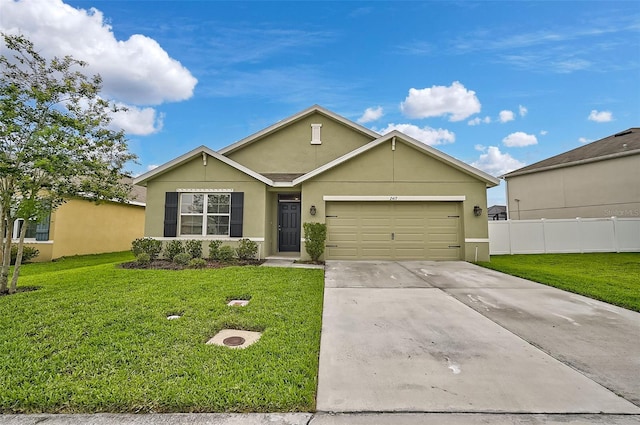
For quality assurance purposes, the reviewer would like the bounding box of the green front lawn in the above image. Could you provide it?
[0,252,324,413]
[478,253,640,312]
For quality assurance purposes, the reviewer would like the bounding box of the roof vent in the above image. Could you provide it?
[614,129,632,137]
[311,123,322,145]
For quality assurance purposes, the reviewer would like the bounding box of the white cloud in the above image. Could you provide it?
[588,110,613,122]
[471,146,526,176]
[109,104,164,135]
[578,137,592,144]
[540,130,548,135]
[400,81,481,121]
[519,105,528,117]
[503,132,538,147]
[377,123,455,146]
[468,116,491,126]
[0,0,197,105]
[499,110,515,123]
[357,106,384,123]
[146,164,159,171]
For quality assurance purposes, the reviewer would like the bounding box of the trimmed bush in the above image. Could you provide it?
[131,238,162,260]
[208,240,223,260]
[217,245,236,262]
[164,240,184,261]
[10,245,40,265]
[303,222,327,262]
[173,252,191,266]
[236,238,258,260]
[136,252,151,266]
[189,258,207,269]
[185,240,203,259]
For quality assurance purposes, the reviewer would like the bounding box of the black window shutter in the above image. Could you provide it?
[164,192,179,237]
[35,214,50,241]
[230,192,244,237]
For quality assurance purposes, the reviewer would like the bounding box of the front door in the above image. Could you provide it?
[278,201,301,252]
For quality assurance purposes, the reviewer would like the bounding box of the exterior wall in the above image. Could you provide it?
[47,199,144,259]
[226,112,375,174]
[22,241,54,262]
[144,155,268,253]
[506,155,640,219]
[300,141,491,261]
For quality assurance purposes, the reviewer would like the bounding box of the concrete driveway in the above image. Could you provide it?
[316,261,640,416]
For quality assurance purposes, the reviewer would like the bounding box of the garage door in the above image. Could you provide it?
[325,201,461,260]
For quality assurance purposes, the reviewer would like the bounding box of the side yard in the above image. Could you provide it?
[0,252,324,413]
[478,252,640,312]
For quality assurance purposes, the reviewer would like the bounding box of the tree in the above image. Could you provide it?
[0,33,136,293]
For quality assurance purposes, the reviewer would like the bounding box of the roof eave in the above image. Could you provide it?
[133,145,274,187]
[502,148,640,179]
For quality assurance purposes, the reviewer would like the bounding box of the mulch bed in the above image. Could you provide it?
[0,286,40,296]
[119,259,264,270]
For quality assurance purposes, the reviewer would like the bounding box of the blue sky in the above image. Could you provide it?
[1,0,639,205]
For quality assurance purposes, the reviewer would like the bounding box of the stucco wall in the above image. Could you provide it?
[47,199,145,259]
[144,155,267,241]
[506,155,640,219]
[300,140,491,261]
[226,112,375,173]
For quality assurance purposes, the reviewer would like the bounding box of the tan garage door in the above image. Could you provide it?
[325,201,462,260]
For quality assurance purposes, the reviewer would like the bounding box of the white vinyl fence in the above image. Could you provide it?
[488,217,640,255]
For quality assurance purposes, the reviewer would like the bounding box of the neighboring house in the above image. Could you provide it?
[487,205,507,220]
[14,179,146,262]
[134,105,499,261]
[502,128,640,220]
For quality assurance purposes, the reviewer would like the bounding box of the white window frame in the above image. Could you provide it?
[11,219,37,240]
[179,193,231,237]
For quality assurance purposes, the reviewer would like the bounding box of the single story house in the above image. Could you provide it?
[13,179,146,262]
[134,105,499,261]
[502,128,640,220]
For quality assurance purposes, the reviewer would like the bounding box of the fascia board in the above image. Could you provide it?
[293,131,500,187]
[218,105,380,155]
[501,149,640,179]
[133,145,273,186]
[391,131,500,187]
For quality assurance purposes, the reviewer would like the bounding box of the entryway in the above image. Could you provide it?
[278,194,301,252]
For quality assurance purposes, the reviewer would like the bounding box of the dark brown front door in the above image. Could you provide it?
[278,201,300,252]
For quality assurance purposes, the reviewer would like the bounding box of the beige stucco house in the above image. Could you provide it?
[502,128,640,220]
[14,181,146,262]
[134,105,499,261]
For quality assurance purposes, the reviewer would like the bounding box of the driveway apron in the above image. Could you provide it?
[316,261,640,414]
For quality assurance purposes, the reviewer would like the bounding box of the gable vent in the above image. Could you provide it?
[311,123,322,145]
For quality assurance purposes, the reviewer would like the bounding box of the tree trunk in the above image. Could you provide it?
[0,217,14,293]
[9,221,28,294]
[0,205,5,267]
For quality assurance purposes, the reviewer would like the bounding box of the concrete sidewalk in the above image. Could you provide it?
[3,412,640,425]
[317,261,640,414]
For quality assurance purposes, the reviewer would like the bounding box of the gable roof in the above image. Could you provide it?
[288,130,499,187]
[133,145,274,187]
[503,128,640,178]
[218,104,381,156]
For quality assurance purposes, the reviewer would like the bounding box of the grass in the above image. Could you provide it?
[0,252,325,413]
[477,252,640,312]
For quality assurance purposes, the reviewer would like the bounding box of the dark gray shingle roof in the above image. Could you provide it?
[503,128,640,178]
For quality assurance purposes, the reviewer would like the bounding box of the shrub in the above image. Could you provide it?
[164,240,184,261]
[189,258,207,269]
[10,245,40,265]
[173,252,191,266]
[131,238,162,260]
[303,222,327,262]
[236,238,258,260]
[217,245,236,262]
[185,240,203,259]
[208,240,223,260]
[136,252,151,266]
